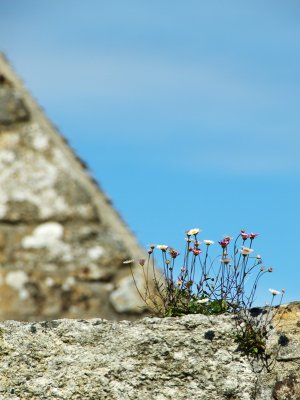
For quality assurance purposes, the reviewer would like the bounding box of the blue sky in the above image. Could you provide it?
[1,0,299,305]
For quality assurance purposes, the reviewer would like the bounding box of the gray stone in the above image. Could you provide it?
[110,271,148,313]
[0,303,299,399]
[0,75,30,125]
[0,53,151,321]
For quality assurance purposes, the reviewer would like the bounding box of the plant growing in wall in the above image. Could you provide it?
[126,228,285,361]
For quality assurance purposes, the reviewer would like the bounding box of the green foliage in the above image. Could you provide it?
[164,296,227,317]
[235,324,267,357]
[128,227,284,362]
[129,228,281,317]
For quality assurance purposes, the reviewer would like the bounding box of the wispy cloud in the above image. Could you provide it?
[168,134,300,175]
[15,51,291,107]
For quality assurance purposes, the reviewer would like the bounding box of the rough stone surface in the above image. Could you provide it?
[0,74,30,125]
[0,302,299,400]
[0,53,149,321]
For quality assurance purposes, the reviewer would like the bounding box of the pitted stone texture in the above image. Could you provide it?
[265,302,300,378]
[0,307,299,400]
[0,314,258,400]
[0,221,134,321]
[0,75,30,125]
[0,116,114,321]
[272,374,300,400]
[0,123,98,222]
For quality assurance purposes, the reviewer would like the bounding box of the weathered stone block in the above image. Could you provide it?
[0,54,150,321]
[0,74,30,125]
[0,303,298,399]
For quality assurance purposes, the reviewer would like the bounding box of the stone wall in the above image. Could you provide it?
[0,302,299,399]
[0,54,149,321]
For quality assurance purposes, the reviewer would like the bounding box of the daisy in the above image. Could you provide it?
[240,247,254,256]
[221,258,232,264]
[156,245,168,251]
[187,228,201,236]
[169,248,180,258]
[249,233,259,239]
[269,288,281,296]
[192,248,202,256]
[219,239,230,248]
[240,231,249,240]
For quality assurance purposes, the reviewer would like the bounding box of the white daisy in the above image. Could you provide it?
[187,228,201,236]
[268,288,281,296]
[240,247,254,256]
[156,245,169,251]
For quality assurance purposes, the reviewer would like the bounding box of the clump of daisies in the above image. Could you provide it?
[127,228,285,364]
[126,228,285,318]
